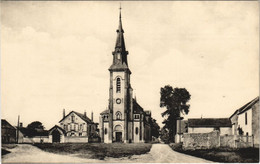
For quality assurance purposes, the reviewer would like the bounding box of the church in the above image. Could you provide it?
[99,9,153,143]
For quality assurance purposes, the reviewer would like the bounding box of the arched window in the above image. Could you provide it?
[116,78,121,93]
[116,111,122,120]
[135,127,139,135]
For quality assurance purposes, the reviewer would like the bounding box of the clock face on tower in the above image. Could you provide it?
[116,98,121,104]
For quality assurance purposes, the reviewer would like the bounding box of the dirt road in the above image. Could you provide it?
[2,144,213,163]
[106,144,213,163]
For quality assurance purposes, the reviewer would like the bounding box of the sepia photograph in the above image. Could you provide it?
[1,1,259,163]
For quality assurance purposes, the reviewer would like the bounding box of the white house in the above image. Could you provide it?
[230,97,259,147]
[187,118,232,135]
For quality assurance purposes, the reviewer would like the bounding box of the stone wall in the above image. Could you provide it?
[220,135,235,147]
[183,131,220,150]
[64,136,88,143]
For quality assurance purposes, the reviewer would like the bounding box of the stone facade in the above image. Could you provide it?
[99,10,153,143]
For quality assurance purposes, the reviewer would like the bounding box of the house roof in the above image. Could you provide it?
[49,125,66,135]
[18,127,49,137]
[59,111,94,124]
[237,96,259,115]
[188,118,232,128]
[1,119,16,130]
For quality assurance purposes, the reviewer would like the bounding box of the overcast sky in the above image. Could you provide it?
[1,1,259,129]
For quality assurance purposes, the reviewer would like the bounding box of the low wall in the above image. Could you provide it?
[22,136,50,143]
[64,136,88,143]
[184,131,254,149]
[183,131,220,150]
[220,135,235,147]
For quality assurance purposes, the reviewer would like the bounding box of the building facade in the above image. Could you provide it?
[49,110,98,143]
[1,119,17,143]
[230,96,259,147]
[99,10,153,143]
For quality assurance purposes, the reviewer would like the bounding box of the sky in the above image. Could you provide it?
[1,1,259,129]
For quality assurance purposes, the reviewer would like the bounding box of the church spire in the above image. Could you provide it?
[115,5,126,53]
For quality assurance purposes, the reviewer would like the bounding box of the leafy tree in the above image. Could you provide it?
[160,127,170,143]
[27,121,45,130]
[160,85,191,142]
[151,118,160,138]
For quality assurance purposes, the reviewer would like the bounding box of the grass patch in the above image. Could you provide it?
[34,143,152,160]
[169,143,259,163]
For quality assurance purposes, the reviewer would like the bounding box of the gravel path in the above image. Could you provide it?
[2,144,213,163]
[2,144,101,163]
[106,144,213,163]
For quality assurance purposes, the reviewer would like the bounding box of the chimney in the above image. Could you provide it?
[63,109,65,118]
[19,122,23,127]
[91,111,93,121]
[84,110,87,118]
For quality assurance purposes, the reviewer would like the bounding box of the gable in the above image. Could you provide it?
[59,111,93,124]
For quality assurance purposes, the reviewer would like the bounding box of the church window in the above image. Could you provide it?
[116,78,121,92]
[104,128,107,135]
[134,114,140,119]
[116,111,122,120]
[135,127,139,135]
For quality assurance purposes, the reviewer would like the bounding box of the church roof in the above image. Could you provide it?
[100,109,109,115]
[59,111,94,124]
[133,99,144,114]
[188,118,232,128]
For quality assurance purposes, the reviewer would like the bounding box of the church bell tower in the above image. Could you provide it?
[107,7,133,143]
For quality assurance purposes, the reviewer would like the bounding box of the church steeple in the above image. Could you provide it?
[115,6,126,52]
[110,6,129,69]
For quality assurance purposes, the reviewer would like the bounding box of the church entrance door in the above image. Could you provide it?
[52,129,60,143]
[115,132,122,142]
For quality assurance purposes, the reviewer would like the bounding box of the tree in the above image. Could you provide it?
[151,118,160,138]
[160,85,191,142]
[160,127,170,143]
[27,121,45,130]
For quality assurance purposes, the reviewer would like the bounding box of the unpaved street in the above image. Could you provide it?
[106,144,213,163]
[2,144,213,163]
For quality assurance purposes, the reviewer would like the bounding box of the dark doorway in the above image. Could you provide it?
[52,129,60,143]
[115,132,122,142]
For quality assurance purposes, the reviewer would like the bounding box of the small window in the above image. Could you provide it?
[116,78,121,93]
[134,114,140,119]
[104,128,107,135]
[135,127,138,135]
[245,112,247,125]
